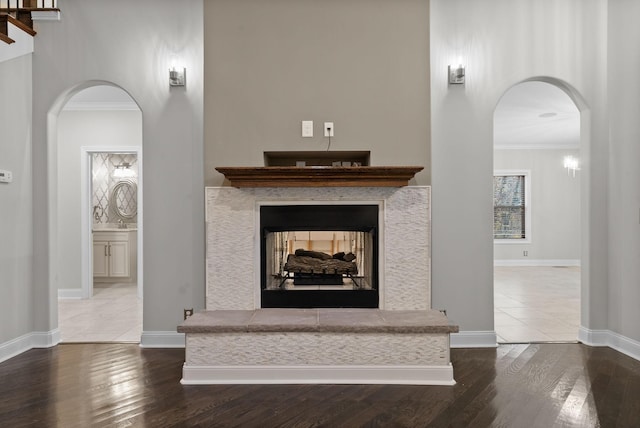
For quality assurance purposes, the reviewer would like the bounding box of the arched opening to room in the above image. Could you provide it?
[493,80,582,343]
[49,83,144,343]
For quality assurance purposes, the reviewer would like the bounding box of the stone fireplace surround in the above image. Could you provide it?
[178,185,458,385]
[205,186,431,310]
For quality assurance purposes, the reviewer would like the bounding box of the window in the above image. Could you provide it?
[494,171,530,242]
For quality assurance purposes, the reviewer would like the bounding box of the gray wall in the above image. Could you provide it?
[0,54,34,344]
[57,109,142,292]
[430,0,609,333]
[203,0,431,186]
[608,0,640,342]
[31,0,204,334]
[3,0,639,353]
[494,149,581,263]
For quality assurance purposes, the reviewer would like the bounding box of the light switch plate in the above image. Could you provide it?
[0,169,12,183]
[302,120,313,137]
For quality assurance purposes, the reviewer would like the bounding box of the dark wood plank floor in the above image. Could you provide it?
[1,343,639,427]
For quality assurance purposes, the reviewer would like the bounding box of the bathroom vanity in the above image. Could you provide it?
[93,227,137,282]
[92,177,138,283]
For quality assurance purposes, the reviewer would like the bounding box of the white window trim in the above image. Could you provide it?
[494,169,532,244]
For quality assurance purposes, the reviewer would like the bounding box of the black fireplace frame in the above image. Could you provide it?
[260,204,379,308]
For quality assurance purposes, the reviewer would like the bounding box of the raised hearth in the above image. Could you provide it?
[180,308,458,334]
[179,308,458,385]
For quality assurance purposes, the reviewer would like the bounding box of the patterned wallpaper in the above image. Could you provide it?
[92,153,138,224]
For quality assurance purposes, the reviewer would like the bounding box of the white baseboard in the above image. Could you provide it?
[32,329,61,348]
[32,11,61,21]
[140,331,185,348]
[181,364,455,386]
[577,327,609,346]
[58,288,84,299]
[450,331,497,348]
[494,259,580,267]
[579,327,640,361]
[0,329,60,364]
[0,333,34,364]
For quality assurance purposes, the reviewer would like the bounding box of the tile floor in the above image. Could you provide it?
[57,267,578,344]
[58,283,142,342]
[494,266,580,343]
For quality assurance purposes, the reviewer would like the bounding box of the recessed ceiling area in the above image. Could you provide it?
[494,81,580,149]
[63,85,138,111]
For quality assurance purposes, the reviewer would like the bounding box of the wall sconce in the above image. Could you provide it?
[563,156,580,177]
[169,67,186,87]
[448,64,465,85]
[113,162,136,178]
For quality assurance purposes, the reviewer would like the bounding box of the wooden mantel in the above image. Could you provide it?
[215,166,424,188]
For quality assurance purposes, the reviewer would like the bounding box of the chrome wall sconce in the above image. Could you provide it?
[563,156,580,177]
[169,67,186,87]
[448,64,465,85]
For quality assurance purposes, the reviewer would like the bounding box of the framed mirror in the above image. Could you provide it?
[110,179,138,220]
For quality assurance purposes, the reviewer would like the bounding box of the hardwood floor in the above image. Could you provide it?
[1,343,639,427]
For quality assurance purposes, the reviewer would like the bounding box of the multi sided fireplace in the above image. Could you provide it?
[260,204,379,308]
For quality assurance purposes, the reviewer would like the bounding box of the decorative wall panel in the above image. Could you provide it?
[91,153,138,224]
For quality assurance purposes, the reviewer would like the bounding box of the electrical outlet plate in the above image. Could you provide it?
[324,122,334,137]
[0,169,12,183]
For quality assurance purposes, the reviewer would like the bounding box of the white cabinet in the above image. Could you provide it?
[108,241,130,277]
[92,240,110,277]
[93,231,136,281]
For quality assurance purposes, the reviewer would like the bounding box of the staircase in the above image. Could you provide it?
[0,0,60,62]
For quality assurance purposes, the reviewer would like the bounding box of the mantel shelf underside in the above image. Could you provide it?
[215,166,424,187]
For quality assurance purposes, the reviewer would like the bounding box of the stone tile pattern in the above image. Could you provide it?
[205,188,257,310]
[384,187,431,310]
[180,309,453,366]
[186,332,449,366]
[205,186,431,310]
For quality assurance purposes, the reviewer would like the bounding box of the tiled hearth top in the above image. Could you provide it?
[178,309,459,334]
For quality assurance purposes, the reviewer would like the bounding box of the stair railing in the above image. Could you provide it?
[1,1,57,15]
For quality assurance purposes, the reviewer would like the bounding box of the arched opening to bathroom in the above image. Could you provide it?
[493,79,582,343]
[51,83,144,343]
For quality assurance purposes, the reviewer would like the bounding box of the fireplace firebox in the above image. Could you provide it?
[260,204,379,308]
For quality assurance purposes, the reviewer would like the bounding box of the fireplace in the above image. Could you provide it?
[260,204,379,308]
[182,185,458,386]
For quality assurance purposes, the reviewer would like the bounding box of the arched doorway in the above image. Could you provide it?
[50,83,144,342]
[493,80,582,343]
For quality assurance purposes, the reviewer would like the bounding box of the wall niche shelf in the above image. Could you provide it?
[215,166,424,188]
[264,151,371,167]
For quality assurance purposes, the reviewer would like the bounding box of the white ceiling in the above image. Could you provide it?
[494,81,580,149]
[62,82,580,150]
